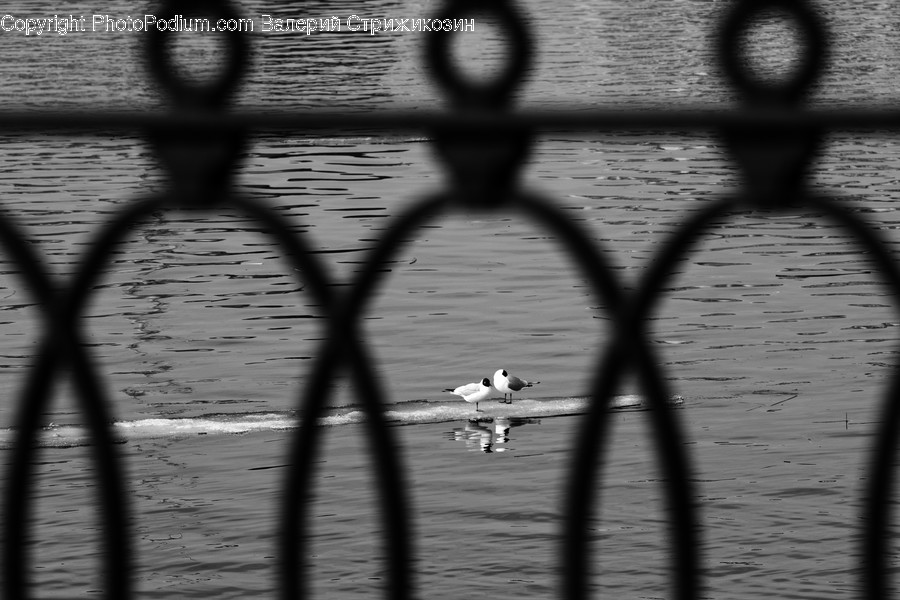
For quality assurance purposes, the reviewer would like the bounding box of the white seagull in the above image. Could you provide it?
[445,378,493,412]
[493,369,539,404]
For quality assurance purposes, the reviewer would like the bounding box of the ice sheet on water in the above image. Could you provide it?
[0,395,683,447]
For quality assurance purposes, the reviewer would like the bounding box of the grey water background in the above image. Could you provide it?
[3,0,900,598]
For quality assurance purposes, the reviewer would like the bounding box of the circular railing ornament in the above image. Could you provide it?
[146,0,248,109]
[426,0,532,109]
[717,0,827,106]
[717,0,826,208]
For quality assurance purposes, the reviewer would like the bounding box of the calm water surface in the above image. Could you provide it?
[2,0,900,598]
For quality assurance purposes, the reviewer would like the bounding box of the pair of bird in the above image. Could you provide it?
[445,368,539,412]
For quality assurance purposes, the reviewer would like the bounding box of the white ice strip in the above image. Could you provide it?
[0,395,683,447]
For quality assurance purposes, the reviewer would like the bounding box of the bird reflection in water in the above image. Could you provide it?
[447,417,540,453]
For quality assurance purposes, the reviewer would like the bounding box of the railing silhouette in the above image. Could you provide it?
[3,0,899,599]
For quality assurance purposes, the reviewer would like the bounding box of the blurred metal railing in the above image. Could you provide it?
[3,0,899,599]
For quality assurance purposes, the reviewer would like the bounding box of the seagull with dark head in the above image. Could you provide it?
[445,377,493,412]
[493,369,539,404]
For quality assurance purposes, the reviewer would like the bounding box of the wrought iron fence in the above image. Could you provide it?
[2,0,899,598]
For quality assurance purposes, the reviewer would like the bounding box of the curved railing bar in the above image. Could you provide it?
[341,193,452,319]
[342,331,414,600]
[0,209,55,303]
[554,195,742,600]
[617,197,750,600]
[862,373,900,600]
[334,186,632,599]
[631,331,699,600]
[281,193,448,600]
[59,193,335,339]
[4,337,70,600]
[559,332,628,600]
[279,334,343,600]
[57,195,167,318]
[0,205,127,600]
[4,194,176,600]
[519,190,702,600]
[228,194,335,307]
[3,188,337,600]
[4,327,135,600]
[803,194,900,600]
[280,327,422,600]
[584,188,900,600]
[514,192,624,313]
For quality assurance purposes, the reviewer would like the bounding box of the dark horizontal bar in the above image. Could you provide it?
[5,107,900,134]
